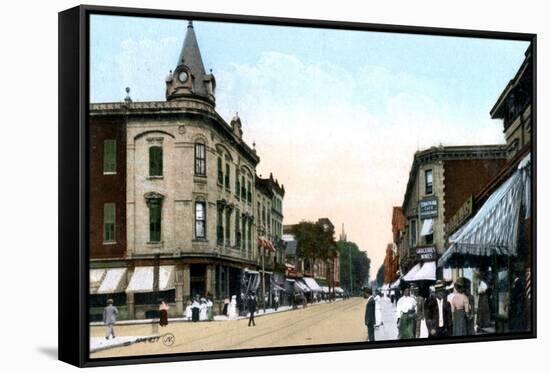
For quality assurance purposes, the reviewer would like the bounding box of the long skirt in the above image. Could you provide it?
[207,306,214,321]
[453,309,467,336]
[478,294,490,328]
[159,309,168,327]
[399,313,415,339]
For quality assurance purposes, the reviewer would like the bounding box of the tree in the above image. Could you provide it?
[336,240,371,294]
[376,264,385,288]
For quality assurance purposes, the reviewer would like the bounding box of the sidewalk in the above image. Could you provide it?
[90,298,344,326]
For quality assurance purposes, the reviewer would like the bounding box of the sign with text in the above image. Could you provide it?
[446,195,473,235]
[419,197,438,219]
[416,246,437,261]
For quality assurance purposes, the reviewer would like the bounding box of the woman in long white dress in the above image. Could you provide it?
[374,292,383,327]
[199,298,208,321]
[185,300,192,321]
[228,295,238,319]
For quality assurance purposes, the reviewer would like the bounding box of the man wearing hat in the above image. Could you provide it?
[103,298,119,340]
[411,284,424,338]
[364,287,376,341]
[424,280,452,338]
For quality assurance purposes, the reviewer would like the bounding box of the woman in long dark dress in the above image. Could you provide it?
[159,300,169,327]
[450,283,470,336]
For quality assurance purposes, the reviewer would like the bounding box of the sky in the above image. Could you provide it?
[90,15,529,277]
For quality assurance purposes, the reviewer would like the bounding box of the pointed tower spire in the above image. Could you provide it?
[166,20,216,104]
[339,223,347,242]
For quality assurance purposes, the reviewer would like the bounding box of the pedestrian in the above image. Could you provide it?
[396,287,417,339]
[477,275,491,329]
[159,299,169,327]
[274,293,279,311]
[509,272,527,332]
[199,298,208,321]
[463,281,475,335]
[185,300,193,321]
[103,298,118,340]
[191,296,200,322]
[364,287,376,341]
[228,295,238,320]
[374,291,383,327]
[411,284,424,338]
[247,291,257,327]
[450,278,470,336]
[222,298,229,316]
[424,280,452,338]
[206,294,214,321]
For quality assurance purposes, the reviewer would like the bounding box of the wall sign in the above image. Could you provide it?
[419,197,438,219]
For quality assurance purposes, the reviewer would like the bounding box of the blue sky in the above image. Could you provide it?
[90,14,529,271]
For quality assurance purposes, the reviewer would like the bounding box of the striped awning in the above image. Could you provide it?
[97,268,127,294]
[439,153,531,267]
[258,237,276,252]
[90,269,106,294]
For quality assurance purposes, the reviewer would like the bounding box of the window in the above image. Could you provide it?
[410,219,417,247]
[247,181,252,203]
[217,205,224,245]
[103,203,116,242]
[225,163,230,189]
[217,157,223,184]
[425,169,433,195]
[247,220,252,254]
[235,209,241,247]
[195,202,206,239]
[103,139,116,174]
[241,214,246,251]
[241,175,246,199]
[235,167,240,196]
[149,146,163,177]
[195,143,206,176]
[225,209,231,245]
[149,203,162,242]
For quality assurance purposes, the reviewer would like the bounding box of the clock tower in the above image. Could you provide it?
[165,21,216,105]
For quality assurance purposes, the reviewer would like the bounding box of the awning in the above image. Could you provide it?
[272,283,286,292]
[439,153,531,267]
[294,279,310,293]
[402,263,421,281]
[303,277,322,292]
[97,268,127,294]
[420,218,434,236]
[126,266,175,293]
[413,261,436,281]
[258,237,276,252]
[335,287,344,293]
[320,286,329,293]
[390,278,401,289]
[90,269,106,294]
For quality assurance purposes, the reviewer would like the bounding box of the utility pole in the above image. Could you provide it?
[262,246,266,314]
[152,252,160,334]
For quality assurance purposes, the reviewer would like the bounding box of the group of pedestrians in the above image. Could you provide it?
[185,295,214,322]
[365,277,486,341]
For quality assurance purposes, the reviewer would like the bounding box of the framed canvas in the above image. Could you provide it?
[58,4,537,367]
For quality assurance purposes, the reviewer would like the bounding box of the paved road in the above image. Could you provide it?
[90,298,369,359]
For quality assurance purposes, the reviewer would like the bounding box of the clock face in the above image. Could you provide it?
[178,71,189,83]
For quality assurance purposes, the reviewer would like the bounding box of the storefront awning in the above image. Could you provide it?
[97,268,127,294]
[90,269,106,294]
[390,278,401,289]
[335,287,344,293]
[420,218,434,236]
[294,279,310,293]
[126,266,175,293]
[414,261,436,281]
[402,263,421,281]
[303,277,322,292]
[439,153,531,267]
[258,237,276,252]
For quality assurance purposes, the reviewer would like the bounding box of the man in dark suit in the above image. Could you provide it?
[424,280,452,338]
[364,287,376,341]
[247,291,257,327]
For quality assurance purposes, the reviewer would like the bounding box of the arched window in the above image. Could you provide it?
[217,156,223,184]
[195,143,206,176]
[149,146,163,177]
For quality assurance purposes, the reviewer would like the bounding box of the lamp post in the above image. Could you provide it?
[152,252,160,334]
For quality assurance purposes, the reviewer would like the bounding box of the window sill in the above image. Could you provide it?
[103,172,117,176]
[193,238,208,243]
[103,241,117,245]
[147,176,163,180]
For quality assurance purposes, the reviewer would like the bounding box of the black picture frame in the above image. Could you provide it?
[58,4,537,368]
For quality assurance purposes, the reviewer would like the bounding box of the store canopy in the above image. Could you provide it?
[294,280,310,293]
[90,269,106,294]
[402,263,421,281]
[97,268,127,294]
[413,261,436,281]
[303,277,322,292]
[320,286,329,293]
[258,237,276,252]
[390,278,401,289]
[126,266,175,293]
[439,153,531,268]
[335,287,344,294]
[420,219,434,237]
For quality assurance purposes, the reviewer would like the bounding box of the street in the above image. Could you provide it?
[90,298,369,358]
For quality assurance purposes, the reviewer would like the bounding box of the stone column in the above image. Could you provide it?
[206,264,215,297]
[175,265,184,316]
[182,264,191,302]
[127,292,135,320]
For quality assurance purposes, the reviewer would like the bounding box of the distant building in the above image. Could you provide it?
[399,145,507,279]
